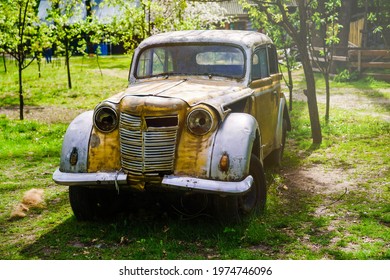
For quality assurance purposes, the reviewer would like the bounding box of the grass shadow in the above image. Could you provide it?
[19,207,224,260]
[18,178,328,260]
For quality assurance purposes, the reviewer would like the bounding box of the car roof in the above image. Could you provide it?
[137,30,273,50]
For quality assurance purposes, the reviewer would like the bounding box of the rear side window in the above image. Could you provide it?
[251,44,279,81]
[268,45,279,74]
[251,48,269,80]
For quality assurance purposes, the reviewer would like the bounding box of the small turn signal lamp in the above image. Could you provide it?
[219,153,230,172]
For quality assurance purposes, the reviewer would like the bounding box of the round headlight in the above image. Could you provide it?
[94,106,118,133]
[187,108,214,135]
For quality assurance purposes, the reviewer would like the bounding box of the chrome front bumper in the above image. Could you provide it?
[52,169,128,186]
[161,175,253,194]
[53,169,253,195]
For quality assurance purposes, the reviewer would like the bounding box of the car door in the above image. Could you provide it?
[250,45,280,158]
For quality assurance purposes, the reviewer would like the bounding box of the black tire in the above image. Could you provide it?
[214,155,267,224]
[267,118,287,167]
[69,186,119,221]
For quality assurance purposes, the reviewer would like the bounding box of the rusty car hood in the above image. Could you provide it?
[106,78,253,118]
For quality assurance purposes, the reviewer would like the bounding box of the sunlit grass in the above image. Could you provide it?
[0,55,130,109]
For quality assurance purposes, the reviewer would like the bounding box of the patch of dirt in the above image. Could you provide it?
[0,106,85,124]
[282,165,356,223]
[283,165,355,196]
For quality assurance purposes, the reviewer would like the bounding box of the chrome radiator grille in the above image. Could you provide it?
[119,113,178,176]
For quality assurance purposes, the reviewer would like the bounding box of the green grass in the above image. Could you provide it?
[0,56,389,260]
[0,55,130,109]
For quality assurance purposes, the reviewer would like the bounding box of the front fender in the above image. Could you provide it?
[210,113,259,181]
[59,111,93,173]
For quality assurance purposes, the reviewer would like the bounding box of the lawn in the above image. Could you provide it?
[0,55,389,260]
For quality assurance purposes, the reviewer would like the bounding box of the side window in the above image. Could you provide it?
[268,45,279,74]
[251,48,269,80]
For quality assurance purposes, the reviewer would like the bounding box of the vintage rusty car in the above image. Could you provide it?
[53,30,291,222]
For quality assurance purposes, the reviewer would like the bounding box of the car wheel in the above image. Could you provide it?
[267,118,287,167]
[214,154,267,224]
[69,186,119,221]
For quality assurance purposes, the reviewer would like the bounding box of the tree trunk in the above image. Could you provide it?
[325,72,330,121]
[85,0,94,54]
[65,38,72,89]
[18,59,24,120]
[297,0,322,144]
[37,58,41,78]
[300,50,322,144]
[96,54,103,76]
[253,0,322,143]
[2,53,6,73]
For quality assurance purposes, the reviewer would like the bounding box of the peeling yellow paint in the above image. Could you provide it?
[88,128,121,172]
[175,126,216,178]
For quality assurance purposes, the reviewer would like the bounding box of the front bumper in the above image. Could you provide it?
[52,169,253,195]
[52,169,128,186]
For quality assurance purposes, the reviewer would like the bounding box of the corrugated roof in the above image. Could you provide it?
[188,0,249,16]
[217,0,247,16]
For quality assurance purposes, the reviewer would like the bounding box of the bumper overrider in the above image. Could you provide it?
[52,169,253,195]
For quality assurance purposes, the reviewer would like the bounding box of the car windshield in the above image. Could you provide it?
[136,44,245,79]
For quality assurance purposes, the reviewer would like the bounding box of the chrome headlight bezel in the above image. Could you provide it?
[186,107,216,136]
[93,105,118,133]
